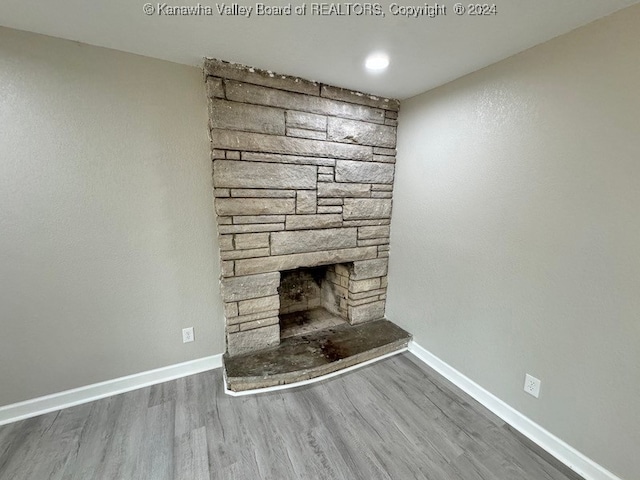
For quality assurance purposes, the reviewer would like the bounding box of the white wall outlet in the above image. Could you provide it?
[182,327,194,343]
[524,373,541,398]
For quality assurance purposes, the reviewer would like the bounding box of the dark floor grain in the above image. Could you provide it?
[0,353,584,480]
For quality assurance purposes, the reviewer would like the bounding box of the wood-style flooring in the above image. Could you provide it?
[0,353,584,480]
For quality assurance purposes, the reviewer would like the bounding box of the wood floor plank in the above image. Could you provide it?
[135,400,175,480]
[28,426,83,480]
[450,452,494,480]
[149,377,178,408]
[174,375,207,438]
[231,395,299,479]
[0,353,586,480]
[94,387,150,480]
[174,426,210,480]
[14,403,92,480]
[0,413,59,480]
[381,356,544,480]
[0,422,15,472]
[297,389,393,480]
[65,394,126,480]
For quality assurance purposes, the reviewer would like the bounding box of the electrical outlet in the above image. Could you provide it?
[524,373,541,398]
[182,327,194,343]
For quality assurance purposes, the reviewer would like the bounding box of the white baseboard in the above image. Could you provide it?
[408,341,622,480]
[0,354,223,426]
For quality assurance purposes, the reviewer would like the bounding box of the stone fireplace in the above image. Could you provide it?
[205,59,409,388]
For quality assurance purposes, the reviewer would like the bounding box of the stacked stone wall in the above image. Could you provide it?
[206,59,399,356]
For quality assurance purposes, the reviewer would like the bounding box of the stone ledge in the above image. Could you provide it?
[204,58,320,96]
[320,84,400,112]
[224,319,411,391]
[234,246,377,275]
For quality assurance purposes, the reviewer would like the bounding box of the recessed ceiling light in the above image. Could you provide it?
[365,52,389,72]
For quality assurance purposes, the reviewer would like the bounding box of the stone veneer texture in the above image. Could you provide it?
[205,59,399,356]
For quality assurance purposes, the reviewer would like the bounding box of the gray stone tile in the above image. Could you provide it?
[209,99,285,135]
[327,117,396,148]
[214,160,316,189]
[335,160,394,184]
[271,228,357,255]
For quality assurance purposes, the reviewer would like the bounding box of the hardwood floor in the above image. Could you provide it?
[0,353,584,480]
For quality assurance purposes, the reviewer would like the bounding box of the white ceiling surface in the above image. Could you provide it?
[0,0,637,99]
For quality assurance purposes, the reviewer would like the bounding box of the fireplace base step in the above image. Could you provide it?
[223,319,411,393]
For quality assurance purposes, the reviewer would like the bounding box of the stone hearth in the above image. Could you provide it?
[206,59,409,390]
[224,319,410,392]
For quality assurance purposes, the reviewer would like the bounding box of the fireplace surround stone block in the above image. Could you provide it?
[238,295,280,316]
[234,246,378,277]
[335,160,395,184]
[211,130,373,161]
[227,324,279,356]
[209,99,285,135]
[215,197,296,216]
[349,300,386,324]
[206,77,225,98]
[327,117,397,148]
[287,128,326,141]
[284,214,342,230]
[241,152,337,167]
[352,258,389,279]
[316,182,371,198]
[224,80,384,124]
[286,110,327,131]
[227,309,279,326]
[343,198,393,219]
[220,272,280,302]
[358,225,392,240]
[234,232,270,250]
[213,160,317,190]
[270,227,358,255]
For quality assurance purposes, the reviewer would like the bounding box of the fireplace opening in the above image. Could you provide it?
[278,264,351,339]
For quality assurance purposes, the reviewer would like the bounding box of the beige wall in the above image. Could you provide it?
[389,5,640,480]
[0,27,224,406]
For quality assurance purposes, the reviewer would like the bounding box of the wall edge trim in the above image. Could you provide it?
[0,354,223,426]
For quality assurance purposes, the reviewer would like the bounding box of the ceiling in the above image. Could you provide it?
[0,0,637,99]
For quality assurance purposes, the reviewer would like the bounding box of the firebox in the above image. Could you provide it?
[278,264,351,339]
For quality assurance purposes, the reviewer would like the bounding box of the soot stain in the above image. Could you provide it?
[320,339,349,362]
